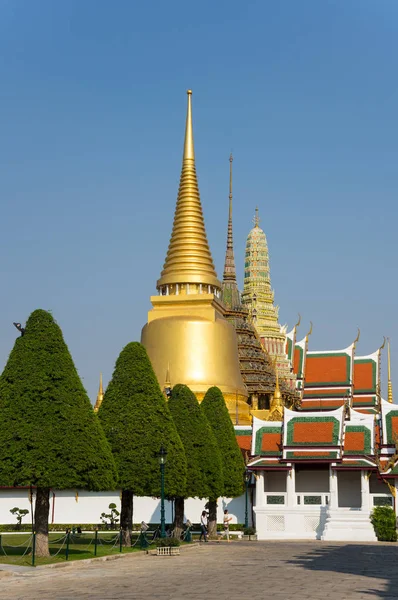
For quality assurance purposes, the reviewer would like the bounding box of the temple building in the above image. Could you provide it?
[141,91,250,424]
[143,90,398,542]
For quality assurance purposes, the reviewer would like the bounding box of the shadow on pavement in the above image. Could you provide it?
[287,544,398,599]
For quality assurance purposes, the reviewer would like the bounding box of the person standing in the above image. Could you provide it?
[199,510,208,542]
[222,509,232,542]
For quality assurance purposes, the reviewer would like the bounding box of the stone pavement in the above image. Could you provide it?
[0,541,397,600]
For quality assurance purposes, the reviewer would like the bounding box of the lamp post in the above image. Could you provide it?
[158,445,167,538]
[244,469,251,528]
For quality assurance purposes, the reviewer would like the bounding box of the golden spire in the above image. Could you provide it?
[222,153,237,282]
[94,372,104,413]
[157,90,221,290]
[268,364,284,421]
[388,338,393,403]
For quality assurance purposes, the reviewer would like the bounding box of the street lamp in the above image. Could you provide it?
[244,469,251,528]
[158,445,167,538]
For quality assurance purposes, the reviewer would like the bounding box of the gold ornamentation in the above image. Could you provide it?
[94,373,104,413]
[142,91,247,420]
[157,90,220,290]
[75,491,79,503]
[353,328,360,349]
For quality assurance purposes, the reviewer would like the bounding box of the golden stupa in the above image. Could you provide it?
[141,90,249,423]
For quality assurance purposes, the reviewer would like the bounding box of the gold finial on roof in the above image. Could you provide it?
[388,338,393,403]
[379,337,386,352]
[306,321,313,341]
[294,313,301,330]
[94,372,104,413]
[353,328,360,349]
[268,358,283,421]
[157,90,220,290]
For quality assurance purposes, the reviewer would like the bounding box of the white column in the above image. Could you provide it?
[286,465,295,508]
[255,472,265,508]
[176,284,179,295]
[329,465,338,508]
[361,470,371,512]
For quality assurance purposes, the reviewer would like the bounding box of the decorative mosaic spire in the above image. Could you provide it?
[157,90,220,292]
[241,209,279,335]
[94,372,104,413]
[221,154,240,309]
[388,338,394,403]
[241,209,296,390]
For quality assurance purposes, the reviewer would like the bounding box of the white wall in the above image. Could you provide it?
[0,489,248,527]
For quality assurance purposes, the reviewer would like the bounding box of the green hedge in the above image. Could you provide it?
[371,506,397,542]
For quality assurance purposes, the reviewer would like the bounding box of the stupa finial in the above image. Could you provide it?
[157,90,220,291]
[254,206,260,227]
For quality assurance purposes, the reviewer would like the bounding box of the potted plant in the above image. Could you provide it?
[242,526,257,541]
[156,536,181,556]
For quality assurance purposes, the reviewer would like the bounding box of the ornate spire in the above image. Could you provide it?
[223,154,236,282]
[221,154,240,309]
[157,90,221,291]
[268,361,284,421]
[254,206,260,227]
[94,372,104,413]
[388,338,393,403]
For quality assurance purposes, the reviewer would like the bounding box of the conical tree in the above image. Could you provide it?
[0,310,117,557]
[168,384,223,536]
[98,343,187,545]
[201,386,245,537]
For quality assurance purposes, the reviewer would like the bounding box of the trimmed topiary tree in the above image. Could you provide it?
[201,386,245,537]
[0,309,117,557]
[98,343,187,545]
[168,384,223,537]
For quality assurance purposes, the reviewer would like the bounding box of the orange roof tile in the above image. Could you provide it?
[305,354,350,385]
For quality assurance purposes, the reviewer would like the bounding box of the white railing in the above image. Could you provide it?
[296,493,330,507]
[370,493,393,507]
[265,492,287,506]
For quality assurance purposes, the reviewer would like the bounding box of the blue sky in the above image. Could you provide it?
[0,0,397,401]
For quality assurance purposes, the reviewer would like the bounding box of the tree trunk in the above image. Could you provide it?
[207,499,218,538]
[120,490,133,546]
[34,487,50,558]
[174,496,184,539]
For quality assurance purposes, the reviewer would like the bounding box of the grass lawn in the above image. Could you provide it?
[0,532,147,566]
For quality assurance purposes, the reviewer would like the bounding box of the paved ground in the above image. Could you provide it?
[0,541,397,600]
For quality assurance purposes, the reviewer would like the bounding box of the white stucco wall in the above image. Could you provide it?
[0,489,249,527]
